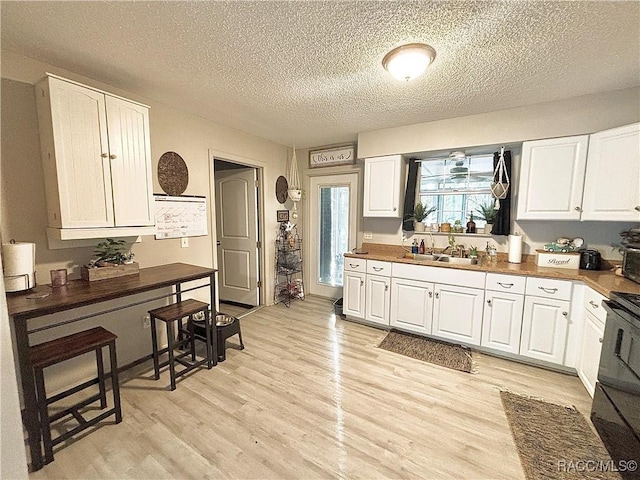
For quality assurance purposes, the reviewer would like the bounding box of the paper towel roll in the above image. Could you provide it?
[508,234,523,264]
[2,242,36,292]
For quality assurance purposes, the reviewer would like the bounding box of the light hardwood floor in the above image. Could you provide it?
[30,295,593,479]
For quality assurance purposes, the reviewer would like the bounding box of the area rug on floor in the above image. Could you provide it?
[377,330,477,373]
[500,391,621,480]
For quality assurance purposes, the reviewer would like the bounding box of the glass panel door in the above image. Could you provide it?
[308,173,358,298]
[318,185,350,286]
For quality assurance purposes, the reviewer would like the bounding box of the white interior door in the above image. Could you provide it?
[308,173,358,298]
[215,167,259,306]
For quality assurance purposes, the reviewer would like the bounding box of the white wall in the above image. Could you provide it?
[0,266,28,479]
[355,88,640,259]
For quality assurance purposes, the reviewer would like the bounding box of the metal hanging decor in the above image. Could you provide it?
[287,146,302,219]
[491,146,510,209]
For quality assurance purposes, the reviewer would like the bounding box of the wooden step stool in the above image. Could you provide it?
[149,299,215,391]
[30,327,122,464]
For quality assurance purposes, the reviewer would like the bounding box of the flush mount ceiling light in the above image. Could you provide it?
[382,43,436,81]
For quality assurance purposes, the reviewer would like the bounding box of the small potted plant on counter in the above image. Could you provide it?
[409,202,436,232]
[476,202,497,234]
[81,239,139,281]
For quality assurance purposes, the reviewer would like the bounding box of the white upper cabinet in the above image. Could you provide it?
[363,155,403,217]
[517,135,589,220]
[36,74,155,238]
[517,124,640,222]
[581,123,640,221]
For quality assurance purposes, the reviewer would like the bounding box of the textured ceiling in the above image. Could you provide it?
[2,1,639,149]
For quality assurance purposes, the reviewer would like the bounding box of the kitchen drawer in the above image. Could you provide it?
[525,277,572,301]
[583,287,608,323]
[344,258,366,273]
[392,262,485,289]
[486,273,526,295]
[366,260,391,277]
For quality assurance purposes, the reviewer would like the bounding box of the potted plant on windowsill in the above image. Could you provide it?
[81,239,139,281]
[475,202,497,234]
[408,203,436,232]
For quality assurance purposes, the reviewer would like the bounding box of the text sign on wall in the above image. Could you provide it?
[154,195,208,239]
[309,144,357,168]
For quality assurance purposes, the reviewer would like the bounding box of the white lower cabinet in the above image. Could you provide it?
[365,275,391,326]
[389,278,434,334]
[432,284,484,345]
[481,291,524,354]
[520,296,570,364]
[576,311,605,397]
[343,270,366,319]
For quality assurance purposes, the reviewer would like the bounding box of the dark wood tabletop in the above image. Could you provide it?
[7,263,217,320]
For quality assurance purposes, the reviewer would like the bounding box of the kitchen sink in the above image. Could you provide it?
[413,254,439,261]
[437,256,478,265]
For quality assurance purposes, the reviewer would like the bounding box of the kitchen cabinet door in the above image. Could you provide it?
[576,311,605,397]
[390,278,433,334]
[38,76,114,228]
[105,96,154,227]
[517,135,589,220]
[481,291,524,354]
[432,284,484,346]
[363,155,402,217]
[343,270,366,319]
[582,123,640,221]
[36,74,156,240]
[520,296,570,364]
[365,274,390,326]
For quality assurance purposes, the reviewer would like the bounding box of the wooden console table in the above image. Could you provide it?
[6,262,217,472]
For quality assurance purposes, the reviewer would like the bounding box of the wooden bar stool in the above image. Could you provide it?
[30,327,122,464]
[149,299,215,391]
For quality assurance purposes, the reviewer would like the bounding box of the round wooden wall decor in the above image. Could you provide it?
[276,175,289,204]
[158,151,189,196]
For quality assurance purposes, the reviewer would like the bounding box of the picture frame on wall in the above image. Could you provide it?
[309,144,357,168]
[277,210,290,222]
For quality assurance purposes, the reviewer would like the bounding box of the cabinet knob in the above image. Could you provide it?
[589,300,599,308]
[487,299,492,306]
[101,153,108,158]
[393,207,397,211]
[360,281,364,286]
[435,292,439,299]
[562,311,568,317]
[385,285,389,291]
[599,337,603,343]
[574,206,582,211]
[109,154,117,160]
[635,206,640,211]
[428,291,433,298]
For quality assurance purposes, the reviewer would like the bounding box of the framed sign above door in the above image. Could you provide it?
[309,144,357,168]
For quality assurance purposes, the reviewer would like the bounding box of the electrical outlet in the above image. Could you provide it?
[363,231,373,240]
[142,314,151,329]
[181,237,189,248]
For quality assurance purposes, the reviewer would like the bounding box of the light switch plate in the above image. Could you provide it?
[363,231,373,240]
[181,237,189,248]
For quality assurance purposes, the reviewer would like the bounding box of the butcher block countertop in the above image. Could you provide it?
[345,243,640,298]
